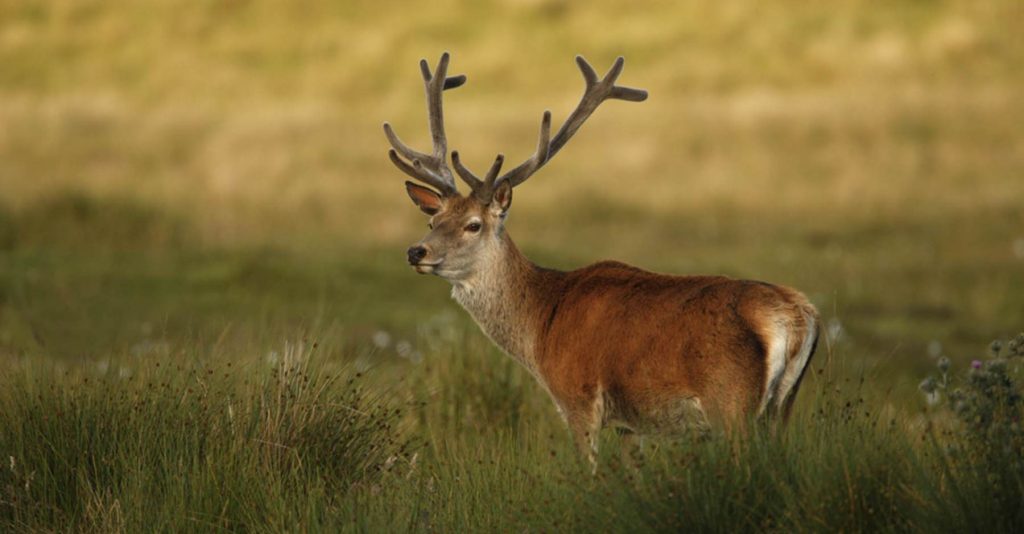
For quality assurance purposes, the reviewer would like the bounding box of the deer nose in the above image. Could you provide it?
[407,245,428,265]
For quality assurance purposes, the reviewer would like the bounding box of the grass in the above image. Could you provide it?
[0,341,413,531]
[3,330,1022,531]
[2,0,1024,530]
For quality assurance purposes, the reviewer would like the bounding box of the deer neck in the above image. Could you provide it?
[450,232,550,374]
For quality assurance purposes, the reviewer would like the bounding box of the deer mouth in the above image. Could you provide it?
[412,261,443,274]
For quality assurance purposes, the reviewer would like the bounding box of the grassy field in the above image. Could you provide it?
[1,0,1023,531]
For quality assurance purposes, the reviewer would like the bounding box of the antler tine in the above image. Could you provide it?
[385,148,446,190]
[451,151,483,190]
[492,111,551,189]
[483,153,506,186]
[498,55,648,188]
[383,123,430,164]
[444,75,468,90]
[383,52,466,196]
[425,53,451,160]
[452,151,506,200]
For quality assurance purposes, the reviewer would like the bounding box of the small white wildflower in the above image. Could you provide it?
[406,452,420,479]
[925,391,940,406]
[827,318,844,342]
[421,310,460,345]
[396,340,413,359]
[1013,238,1024,259]
[372,330,392,349]
[433,310,457,325]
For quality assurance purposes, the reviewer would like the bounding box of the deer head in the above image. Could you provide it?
[383,52,647,282]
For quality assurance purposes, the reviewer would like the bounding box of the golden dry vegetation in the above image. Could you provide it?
[1,2,1023,529]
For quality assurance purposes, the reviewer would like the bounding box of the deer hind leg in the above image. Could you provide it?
[564,395,604,473]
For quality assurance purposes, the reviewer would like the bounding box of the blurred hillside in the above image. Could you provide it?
[1,0,1021,243]
[0,0,1021,367]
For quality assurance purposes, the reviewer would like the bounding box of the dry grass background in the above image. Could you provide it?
[2,1,1024,530]
[0,0,1022,377]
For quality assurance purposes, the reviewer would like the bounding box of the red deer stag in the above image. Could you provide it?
[383,53,819,466]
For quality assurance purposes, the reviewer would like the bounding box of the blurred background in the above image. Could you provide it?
[0,0,1021,388]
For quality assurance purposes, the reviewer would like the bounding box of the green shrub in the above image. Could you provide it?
[919,333,1024,531]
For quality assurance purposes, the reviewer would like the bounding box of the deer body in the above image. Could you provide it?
[448,229,817,458]
[383,53,819,465]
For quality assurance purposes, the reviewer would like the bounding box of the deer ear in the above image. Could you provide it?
[405,182,444,215]
[491,179,512,214]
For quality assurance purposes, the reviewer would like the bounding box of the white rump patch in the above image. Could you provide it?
[758,320,789,415]
[774,312,817,411]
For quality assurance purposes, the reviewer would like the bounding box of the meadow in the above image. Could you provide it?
[1,0,1023,531]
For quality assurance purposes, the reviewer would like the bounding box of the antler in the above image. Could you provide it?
[502,55,647,188]
[383,52,467,196]
[453,56,646,201]
[452,151,506,201]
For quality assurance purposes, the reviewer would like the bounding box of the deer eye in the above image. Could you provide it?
[465,221,482,233]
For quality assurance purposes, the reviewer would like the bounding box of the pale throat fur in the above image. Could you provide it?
[447,231,555,378]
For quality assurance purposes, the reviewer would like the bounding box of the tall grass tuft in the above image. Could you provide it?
[0,341,410,531]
